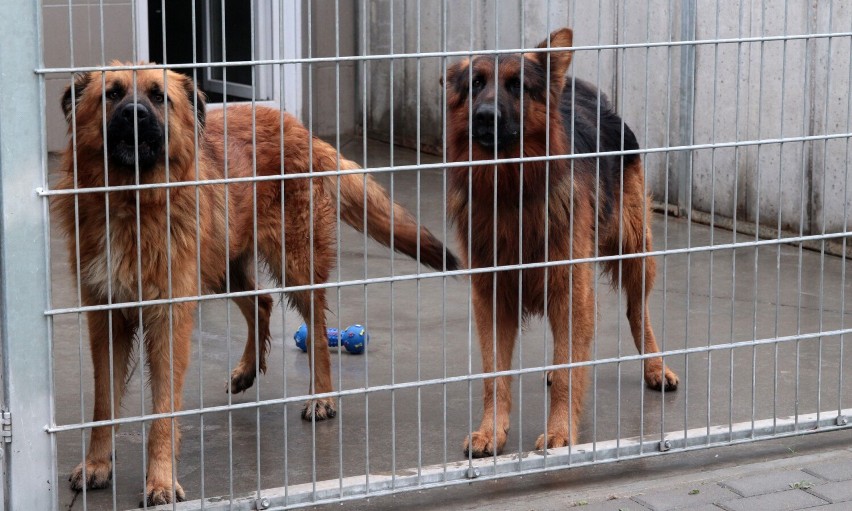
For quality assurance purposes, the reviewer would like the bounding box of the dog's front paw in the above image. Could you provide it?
[301,398,337,421]
[69,458,112,491]
[141,480,185,507]
[463,429,506,458]
[644,360,679,391]
[535,432,571,451]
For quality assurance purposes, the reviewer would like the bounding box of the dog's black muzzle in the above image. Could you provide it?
[471,103,519,150]
[107,102,164,170]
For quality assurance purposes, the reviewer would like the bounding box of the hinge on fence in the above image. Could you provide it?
[1,411,11,443]
[658,439,671,452]
[254,497,271,510]
[838,415,848,426]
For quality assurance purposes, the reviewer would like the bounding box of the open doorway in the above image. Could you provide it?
[144,0,301,114]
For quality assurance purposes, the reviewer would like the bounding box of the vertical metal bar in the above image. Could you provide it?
[774,0,792,436]
[707,0,722,443]
[517,0,526,464]
[616,0,626,458]
[542,0,552,467]
[415,0,424,483]
[277,3,294,506]
[640,0,651,454]
[591,0,602,459]
[334,0,344,499]
[0,1,55,509]
[249,0,263,500]
[680,0,696,439]
[677,0,696,217]
[817,0,836,424]
[359,0,371,496]
[439,0,449,481]
[388,0,397,488]
[795,2,815,433]
[188,0,207,505]
[65,0,90,507]
[661,0,675,444]
[752,0,768,438]
[839,2,852,423]
[465,0,474,473]
[491,0,500,471]
[729,0,747,440]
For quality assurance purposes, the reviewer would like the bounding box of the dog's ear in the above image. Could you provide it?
[61,72,92,121]
[533,28,574,83]
[181,74,207,130]
[441,58,470,108]
[440,58,470,90]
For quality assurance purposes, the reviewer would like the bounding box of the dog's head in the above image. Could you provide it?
[61,64,206,172]
[441,28,573,153]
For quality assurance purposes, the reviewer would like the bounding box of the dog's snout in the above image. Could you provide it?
[121,102,150,121]
[474,103,501,125]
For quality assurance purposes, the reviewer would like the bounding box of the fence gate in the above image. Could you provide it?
[2,1,852,510]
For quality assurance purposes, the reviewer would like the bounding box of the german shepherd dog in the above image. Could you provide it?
[55,66,457,504]
[443,28,678,457]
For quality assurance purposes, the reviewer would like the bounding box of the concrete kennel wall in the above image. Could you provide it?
[365,0,852,235]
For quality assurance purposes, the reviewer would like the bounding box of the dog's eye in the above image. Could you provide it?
[106,90,122,101]
[506,79,521,94]
[152,93,165,104]
[472,77,484,89]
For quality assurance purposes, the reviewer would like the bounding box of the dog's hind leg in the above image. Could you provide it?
[614,163,679,391]
[257,190,337,421]
[70,308,134,492]
[226,257,274,394]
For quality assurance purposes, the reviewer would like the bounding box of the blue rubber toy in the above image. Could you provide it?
[293,324,369,355]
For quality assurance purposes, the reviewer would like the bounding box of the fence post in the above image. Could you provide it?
[677,0,697,216]
[0,0,56,509]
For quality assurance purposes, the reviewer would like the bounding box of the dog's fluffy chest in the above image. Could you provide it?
[80,212,180,303]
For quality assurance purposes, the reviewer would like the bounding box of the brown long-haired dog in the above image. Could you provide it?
[443,28,678,457]
[55,66,457,504]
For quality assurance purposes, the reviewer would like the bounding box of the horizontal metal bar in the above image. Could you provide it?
[37,30,852,75]
[46,326,851,434]
[137,408,852,511]
[39,131,852,198]
[44,229,852,317]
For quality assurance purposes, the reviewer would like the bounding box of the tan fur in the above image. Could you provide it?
[55,66,456,504]
[444,28,678,457]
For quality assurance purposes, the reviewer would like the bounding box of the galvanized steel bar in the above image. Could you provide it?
[0,1,55,509]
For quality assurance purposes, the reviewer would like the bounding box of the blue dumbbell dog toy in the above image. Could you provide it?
[293,324,369,354]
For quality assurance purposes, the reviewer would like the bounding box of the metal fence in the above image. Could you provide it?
[1,1,851,510]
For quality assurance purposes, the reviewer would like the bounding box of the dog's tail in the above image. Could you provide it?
[311,139,459,272]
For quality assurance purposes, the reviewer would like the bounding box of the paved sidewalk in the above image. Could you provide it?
[327,430,852,511]
[571,446,852,511]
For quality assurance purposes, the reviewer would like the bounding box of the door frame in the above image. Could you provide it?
[134,0,302,119]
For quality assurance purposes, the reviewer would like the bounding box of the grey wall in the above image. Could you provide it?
[42,1,137,153]
[305,0,359,139]
[365,0,852,235]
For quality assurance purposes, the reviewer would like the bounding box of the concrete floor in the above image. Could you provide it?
[49,140,852,509]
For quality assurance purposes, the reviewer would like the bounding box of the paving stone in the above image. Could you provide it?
[632,483,738,511]
[720,469,826,497]
[667,506,723,511]
[570,497,650,510]
[802,459,852,483]
[809,503,852,510]
[808,481,852,504]
[717,489,829,511]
